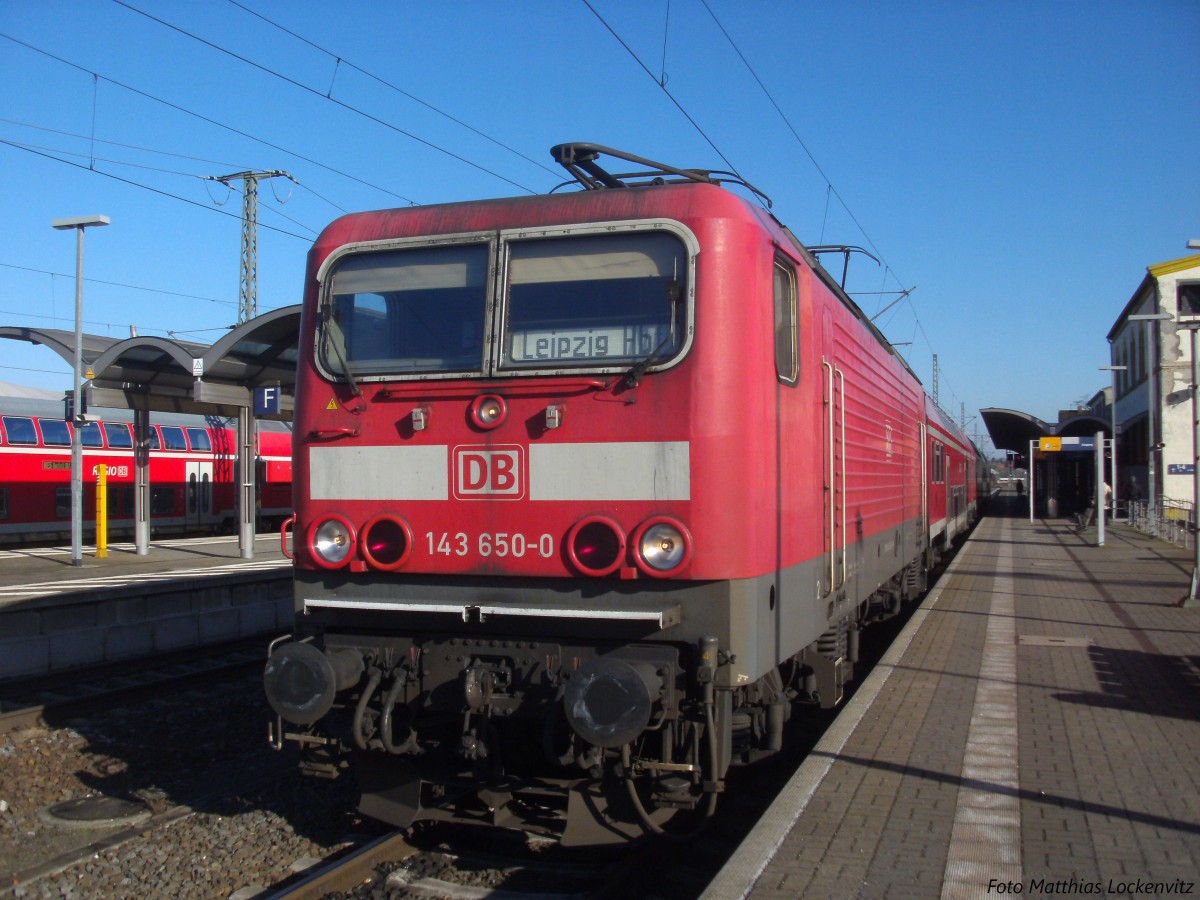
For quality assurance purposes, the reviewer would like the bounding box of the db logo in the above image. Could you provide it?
[453,445,524,499]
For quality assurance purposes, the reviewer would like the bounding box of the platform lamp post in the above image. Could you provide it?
[1182,317,1200,606]
[1127,312,1173,538]
[1099,365,1126,519]
[1179,237,1200,606]
[51,214,110,567]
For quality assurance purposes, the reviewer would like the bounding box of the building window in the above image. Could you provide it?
[1177,282,1200,320]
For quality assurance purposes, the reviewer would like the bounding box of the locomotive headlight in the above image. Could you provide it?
[469,393,508,430]
[633,517,692,577]
[309,516,356,568]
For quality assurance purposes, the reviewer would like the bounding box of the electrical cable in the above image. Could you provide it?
[0,33,420,207]
[0,140,311,241]
[579,0,751,193]
[223,0,561,179]
[0,262,237,307]
[111,1,539,194]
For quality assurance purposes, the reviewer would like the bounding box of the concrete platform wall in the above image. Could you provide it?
[0,573,292,681]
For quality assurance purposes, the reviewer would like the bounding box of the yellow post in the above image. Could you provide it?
[95,463,108,559]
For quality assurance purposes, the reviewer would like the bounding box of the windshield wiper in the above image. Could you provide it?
[624,279,681,389]
[624,334,673,389]
[322,307,365,406]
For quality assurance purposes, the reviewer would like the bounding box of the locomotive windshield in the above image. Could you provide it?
[318,226,692,380]
[324,244,490,376]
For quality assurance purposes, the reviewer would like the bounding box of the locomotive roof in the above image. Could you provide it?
[313,143,921,389]
[548,144,923,392]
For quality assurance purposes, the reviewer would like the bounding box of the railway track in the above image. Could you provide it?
[272,827,625,899]
[0,639,264,734]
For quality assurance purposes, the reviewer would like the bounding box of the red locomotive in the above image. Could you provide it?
[264,144,983,845]
[0,398,292,543]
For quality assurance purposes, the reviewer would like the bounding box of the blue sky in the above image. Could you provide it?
[1,0,1197,450]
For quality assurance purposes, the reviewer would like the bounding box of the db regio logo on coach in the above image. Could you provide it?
[453,445,525,499]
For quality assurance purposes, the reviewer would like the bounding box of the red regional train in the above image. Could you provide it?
[264,144,987,846]
[0,397,293,544]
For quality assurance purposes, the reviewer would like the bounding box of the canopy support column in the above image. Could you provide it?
[237,405,257,559]
[133,407,151,555]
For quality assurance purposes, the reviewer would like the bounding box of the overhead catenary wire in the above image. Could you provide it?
[223,0,561,181]
[4,8,969,418]
[579,0,752,193]
[0,139,312,241]
[0,261,237,307]
[1,115,347,212]
[110,1,540,195]
[696,0,960,412]
[0,33,420,207]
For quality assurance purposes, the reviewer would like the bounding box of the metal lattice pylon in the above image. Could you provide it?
[208,170,291,324]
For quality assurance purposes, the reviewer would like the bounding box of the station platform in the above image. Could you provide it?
[0,535,292,681]
[705,492,1200,898]
[0,533,289,607]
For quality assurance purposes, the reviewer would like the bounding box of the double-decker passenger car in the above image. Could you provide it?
[0,397,292,543]
[264,144,980,845]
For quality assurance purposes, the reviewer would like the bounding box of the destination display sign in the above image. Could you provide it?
[1039,436,1095,452]
[508,324,667,363]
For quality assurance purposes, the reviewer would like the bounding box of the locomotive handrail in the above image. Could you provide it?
[309,426,359,440]
[374,379,608,400]
[280,514,294,560]
[303,597,683,629]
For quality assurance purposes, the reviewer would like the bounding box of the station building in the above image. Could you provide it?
[1107,254,1200,506]
[984,250,1200,523]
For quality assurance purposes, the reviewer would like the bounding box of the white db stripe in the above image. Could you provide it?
[309,445,449,500]
[308,441,690,502]
[530,441,689,501]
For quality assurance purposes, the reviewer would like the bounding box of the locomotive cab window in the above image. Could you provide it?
[317,223,695,382]
[323,243,490,376]
[500,232,689,371]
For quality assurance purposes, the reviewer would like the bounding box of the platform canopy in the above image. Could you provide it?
[0,305,301,420]
[982,407,1111,453]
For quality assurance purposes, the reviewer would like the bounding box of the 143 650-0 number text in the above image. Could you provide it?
[426,531,554,559]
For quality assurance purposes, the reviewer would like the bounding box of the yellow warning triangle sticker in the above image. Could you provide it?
[326,398,338,410]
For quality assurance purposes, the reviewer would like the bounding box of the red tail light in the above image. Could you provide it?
[360,514,414,571]
[567,516,626,576]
